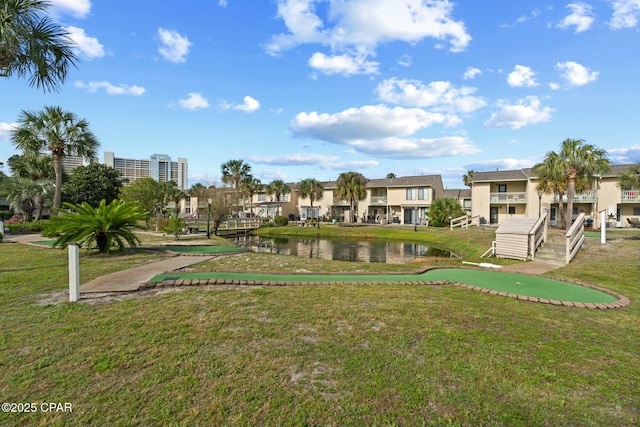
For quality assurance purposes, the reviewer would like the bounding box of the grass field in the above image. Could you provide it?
[0,227,639,426]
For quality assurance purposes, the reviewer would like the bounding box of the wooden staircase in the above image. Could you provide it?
[533,234,567,266]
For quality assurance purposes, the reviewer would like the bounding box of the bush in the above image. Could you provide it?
[164,217,187,240]
[3,220,47,234]
[274,215,289,226]
[0,211,12,221]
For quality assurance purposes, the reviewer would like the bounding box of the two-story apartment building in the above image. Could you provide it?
[296,175,445,225]
[470,164,640,228]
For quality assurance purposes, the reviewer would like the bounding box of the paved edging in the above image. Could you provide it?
[138,276,629,309]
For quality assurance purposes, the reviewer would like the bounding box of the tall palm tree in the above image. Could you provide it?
[335,171,367,223]
[618,164,640,190]
[0,0,78,91]
[559,138,610,229]
[534,151,567,228]
[188,183,209,215]
[265,179,290,217]
[462,169,475,187]
[242,176,262,219]
[220,159,251,217]
[298,178,324,227]
[162,181,185,217]
[11,106,99,211]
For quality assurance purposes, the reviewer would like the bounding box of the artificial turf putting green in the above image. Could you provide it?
[150,267,618,304]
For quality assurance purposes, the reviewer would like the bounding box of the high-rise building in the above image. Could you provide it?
[104,152,188,190]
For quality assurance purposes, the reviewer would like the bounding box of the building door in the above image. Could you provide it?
[404,208,416,225]
[490,207,499,224]
[550,207,557,227]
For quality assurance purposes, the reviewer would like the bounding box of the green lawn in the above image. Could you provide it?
[0,228,639,426]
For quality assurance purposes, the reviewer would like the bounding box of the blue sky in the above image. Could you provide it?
[2,0,640,188]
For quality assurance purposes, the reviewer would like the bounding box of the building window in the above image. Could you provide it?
[498,184,507,193]
[406,188,428,200]
[633,207,640,216]
[463,199,472,209]
[258,194,266,202]
[508,206,516,214]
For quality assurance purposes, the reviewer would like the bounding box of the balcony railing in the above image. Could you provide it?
[370,196,387,205]
[553,190,598,203]
[490,192,526,204]
[621,190,640,203]
[332,198,350,206]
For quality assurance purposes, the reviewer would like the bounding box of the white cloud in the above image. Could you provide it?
[465,158,535,171]
[65,26,104,59]
[375,78,486,114]
[157,28,191,63]
[50,0,91,18]
[74,80,145,95]
[219,96,260,113]
[265,0,471,60]
[248,153,340,166]
[507,65,538,87]
[0,122,18,141]
[397,54,412,67]
[290,104,478,159]
[555,61,598,86]
[557,3,595,33]
[607,144,640,163]
[610,0,640,29]
[463,67,482,80]
[218,0,228,6]
[177,93,210,110]
[309,52,379,75]
[484,96,554,129]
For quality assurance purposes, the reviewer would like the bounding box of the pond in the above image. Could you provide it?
[234,235,454,264]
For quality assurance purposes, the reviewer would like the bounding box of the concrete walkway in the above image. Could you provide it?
[80,255,215,293]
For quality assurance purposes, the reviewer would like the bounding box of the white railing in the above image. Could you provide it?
[529,213,548,260]
[450,214,480,230]
[490,192,526,203]
[621,190,640,203]
[553,190,598,203]
[565,212,585,264]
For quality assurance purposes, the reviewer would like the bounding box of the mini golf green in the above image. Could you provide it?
[150,268,619,304]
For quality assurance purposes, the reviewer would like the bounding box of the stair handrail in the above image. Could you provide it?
[529,212,548,260]
[450,214,478,230]
[565,212,586,264]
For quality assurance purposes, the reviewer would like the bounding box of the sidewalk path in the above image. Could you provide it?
[80,255,215,293]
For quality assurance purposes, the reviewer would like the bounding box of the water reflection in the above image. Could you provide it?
[235,236,453,264]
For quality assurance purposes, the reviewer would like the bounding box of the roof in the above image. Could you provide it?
[321,175,442,189]
[495,217,540,235]
[471,168,533,183]
[443,189,471,199]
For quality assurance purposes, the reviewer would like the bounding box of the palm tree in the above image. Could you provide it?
[188,183,209,216]
[162,181,185,217]
[265,179,290,217]
[7,153,55,181]
[2,176,51,221]
[220,159,251,217]
[618,164,640,190]
[386,172,396,179]
[559,139,610,229]
[0,0,78,91]
[534,151,568,228]
[11,106,100,211]
[298,178,324,227]
[462,169,475,187]
[242,176,262,219]
[335,171,367,223]
[47,199,147,253]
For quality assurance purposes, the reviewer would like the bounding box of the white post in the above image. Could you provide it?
[600,209,606,244]
[69,243,80,302]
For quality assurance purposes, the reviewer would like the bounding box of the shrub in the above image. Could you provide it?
[274,215,289,226]
[164,217,187,240]
[0,211,12,221]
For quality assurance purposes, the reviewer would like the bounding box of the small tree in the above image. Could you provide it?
[209,188,233,236]
[164,217,187,240]
[62,163,124,207]
[119,177,165,227]
[47,200,147,253]
[427,198,464,227]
